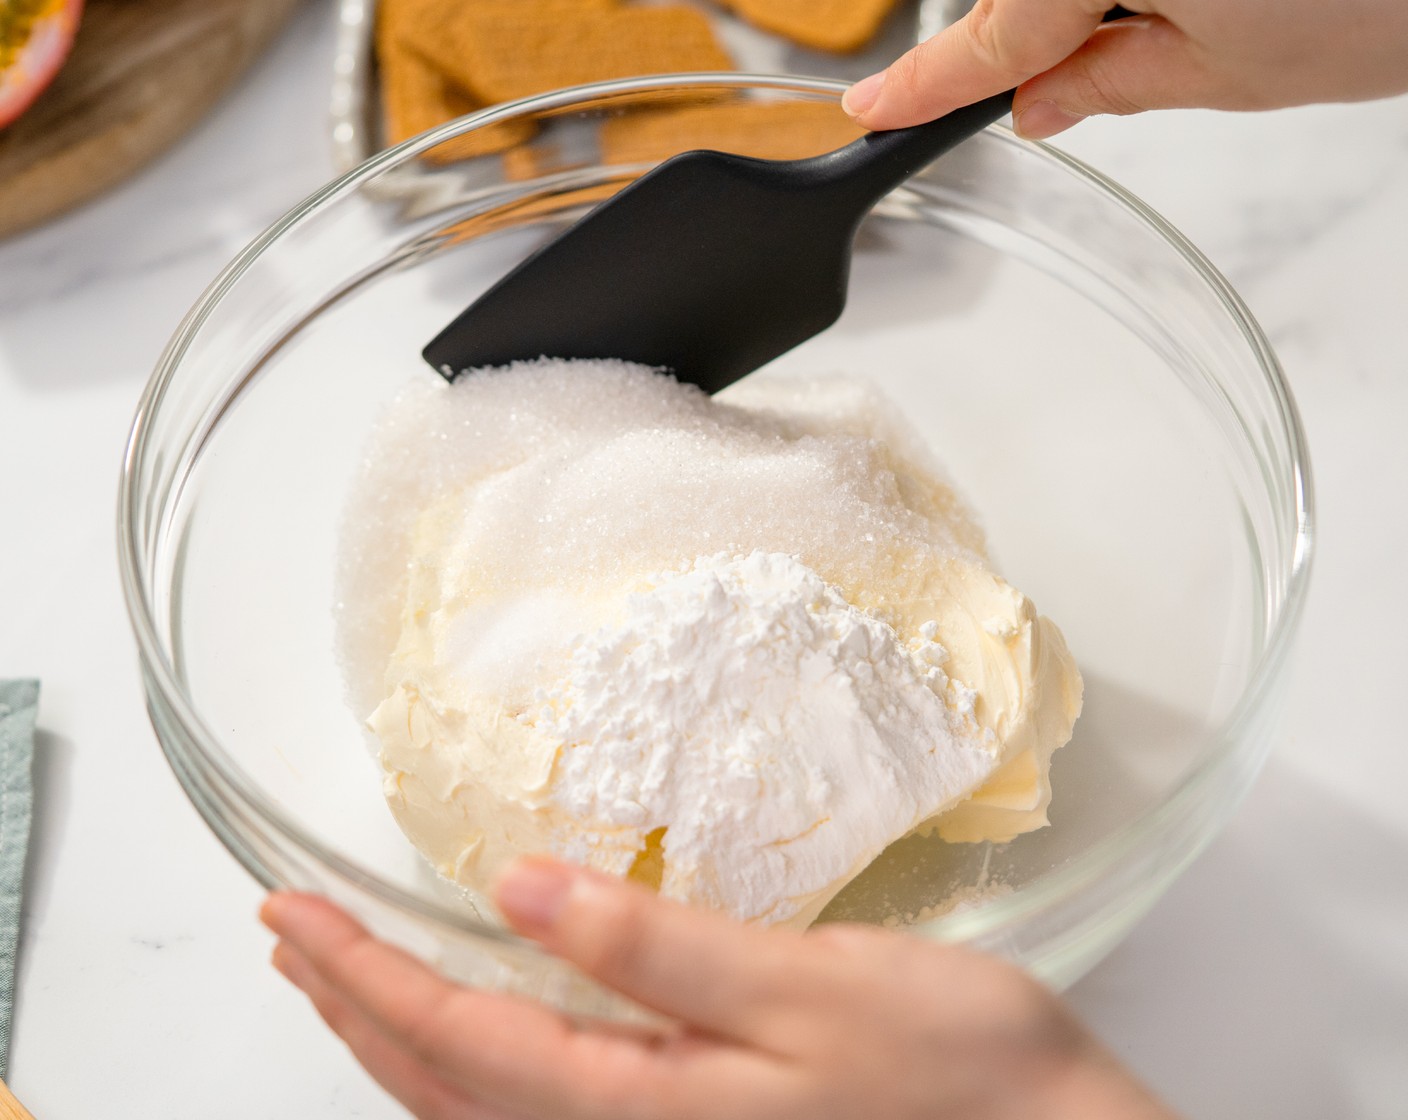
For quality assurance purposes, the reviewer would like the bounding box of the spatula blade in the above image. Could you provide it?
[423,149,857,395]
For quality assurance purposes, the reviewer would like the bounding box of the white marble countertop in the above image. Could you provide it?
[2,5,1406,1116]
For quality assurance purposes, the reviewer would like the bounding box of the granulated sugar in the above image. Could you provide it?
[335,358,985,718]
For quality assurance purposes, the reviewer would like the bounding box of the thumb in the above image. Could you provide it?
[495,858,815,1042]
[843,0,1117,130]
[1014,17,1232,138]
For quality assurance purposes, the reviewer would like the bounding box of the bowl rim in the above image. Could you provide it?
[118,71,1315,949]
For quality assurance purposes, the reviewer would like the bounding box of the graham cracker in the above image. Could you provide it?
[601,100,864,165]
[392,0,618,39]
[400,5,733,108]
[718,0,903,53]
[377,0,537,160]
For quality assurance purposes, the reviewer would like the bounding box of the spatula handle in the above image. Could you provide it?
[806,5,1137,214]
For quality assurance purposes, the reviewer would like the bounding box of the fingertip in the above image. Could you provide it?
[259,891,359,949]
[841,70,885,121]
[260,891,320,935]
[839,40,986,132]
[495,857,585,939]
[1013,98,1086,139]
[498,860,807,1039]
[259,891,294,932]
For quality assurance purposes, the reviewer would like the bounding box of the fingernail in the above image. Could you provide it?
[259,893,290,933]
[271,941,318,992]
[497,859,576,936]
[842,71,885,118]
[1014,99,1085,140]
[259,892,324,945]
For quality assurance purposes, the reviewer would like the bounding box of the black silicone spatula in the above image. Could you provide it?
[424,12,1131,393]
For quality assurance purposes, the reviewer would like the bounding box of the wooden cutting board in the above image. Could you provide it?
[0,0,304,239]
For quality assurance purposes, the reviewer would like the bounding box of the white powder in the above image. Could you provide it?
[530,551,997,925]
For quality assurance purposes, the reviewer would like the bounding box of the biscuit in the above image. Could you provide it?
[601,100,864,165]
[400,5,733,108]
[718,0,903,53]
[377,0,536,160]
[391,0,616,40]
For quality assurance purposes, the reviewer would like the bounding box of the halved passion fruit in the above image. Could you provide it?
[0,0,83,129]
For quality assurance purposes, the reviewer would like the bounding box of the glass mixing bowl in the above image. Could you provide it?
[119,75,1312,1018]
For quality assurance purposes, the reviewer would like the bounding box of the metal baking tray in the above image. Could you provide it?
[329,0,958,176]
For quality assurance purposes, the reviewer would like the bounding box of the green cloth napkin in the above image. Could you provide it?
[0,680,38,1080]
